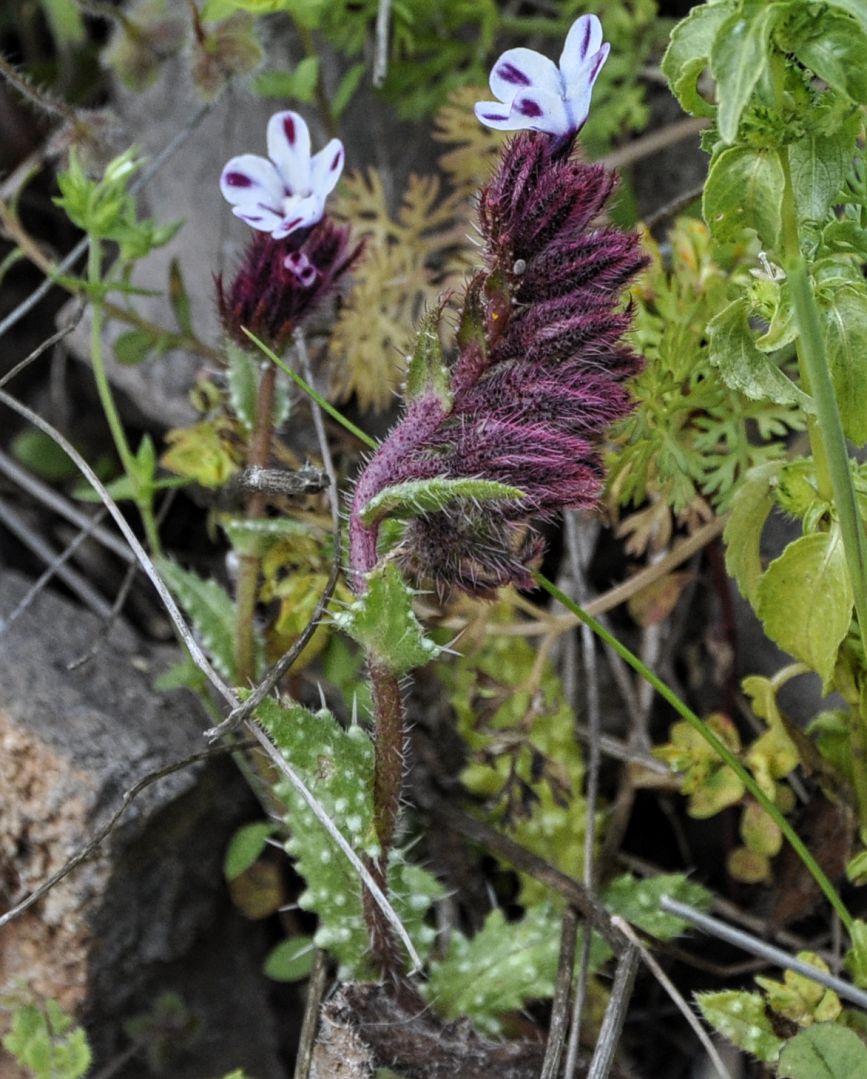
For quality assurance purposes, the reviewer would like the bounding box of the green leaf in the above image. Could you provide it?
[360,477,523,528]
[818,284,867,445]
[792,13,867,104]
[826,0,867,33]
[11,428,77,482]
[257,697,442,977]
[724,461,783,606]
[333,562,440,675]
[2,1001,92,1079]
[221,516,308,557]
[704,147,785,248]
[845,918,867,986]
[710,6,780,143]
[157,559,244,680]
[788,117,861,225]
[404,303,451,407]
[778,1023,867,1078]
[224,821,278,881]
[114,329,157,366]
[426,906,580,1035]
[708,298,810,408]
[661,1,734,117]
[696,990,783,1062]
[168,257,193,336]
[226,343,259,431]
[38,0,85,45]
[253,56,319,102]
[333,62,366,118]
[603,873,712,941]
[263,936,316,982]
[756,528,854,687]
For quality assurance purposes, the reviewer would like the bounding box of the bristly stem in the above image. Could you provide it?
[234,361,277,684]
[536,571,854,931]
[87,237,162,555]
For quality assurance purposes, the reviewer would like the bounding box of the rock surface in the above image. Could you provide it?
[0,571,283,1077]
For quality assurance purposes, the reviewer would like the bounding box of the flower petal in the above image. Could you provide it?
[564,44,610,133]
[310,138,345,200]
[489,47,562,104]
[271,193,323,239]
[487,87,572,135]
[267,111,312,195]
[220,154,284,211]
[232,204,285,232]
[559,14,604,86]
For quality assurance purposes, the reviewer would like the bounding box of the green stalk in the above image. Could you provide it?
[242,328,377,450]
[536,571,854,931]
[88,237,161,555]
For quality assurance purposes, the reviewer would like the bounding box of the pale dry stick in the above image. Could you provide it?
[205,329,342,740]
[601,117,708,171]
[67,490,178,671]
[540,906,579,1079]
[0,387,235,702]
[0,446,133,563]
[585,944,640,1079]
[294,949,330,1079]
[372,0,392,87]
[659,896,867,1011]
[0,498,113,620]
[611,916,734,1079]
[564,516,604,1076]
[0,302,85,389]
[0,102,212,342]
[0,506,109,634]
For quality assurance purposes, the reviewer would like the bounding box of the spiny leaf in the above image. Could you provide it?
[333,562,440,675]
[696,990,783,1062]
[157,559,249,680]
[360,477,523,528]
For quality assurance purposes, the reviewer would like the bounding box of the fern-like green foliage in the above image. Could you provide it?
[441,607,588,905]
[258,698,442,977]
[1,1000,91,1079]
[608,218,804,533]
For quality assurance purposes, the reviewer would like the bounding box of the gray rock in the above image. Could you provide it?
[0,570,283,1077]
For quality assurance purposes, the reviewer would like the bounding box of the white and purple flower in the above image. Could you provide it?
[475,14,609,137]
[219,111,344,240]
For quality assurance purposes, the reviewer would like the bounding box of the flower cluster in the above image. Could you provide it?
[350,16,646,598]
[217,110,358,348]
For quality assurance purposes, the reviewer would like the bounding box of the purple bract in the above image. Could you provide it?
[475,14,609,136]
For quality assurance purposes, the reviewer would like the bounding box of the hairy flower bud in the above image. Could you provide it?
[216,218,362,350]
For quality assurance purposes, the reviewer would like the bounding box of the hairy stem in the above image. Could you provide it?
[234,362,277,684]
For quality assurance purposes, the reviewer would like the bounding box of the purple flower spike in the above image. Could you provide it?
[349,131,647,600]
[219,111,345,240]
[475,14,609,136]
